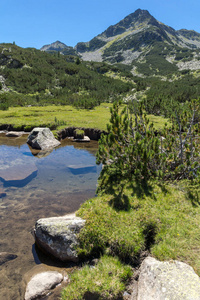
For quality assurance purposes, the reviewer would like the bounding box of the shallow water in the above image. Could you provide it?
[0,134,101,300]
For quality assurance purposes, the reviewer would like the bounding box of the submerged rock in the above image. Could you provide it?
[0,252,17,265]
[34,213,85,262]
[68,164,97,175]
[137,257,200,300]
[24,271,63,300]
[0,163,37,187]
[27,127,61,150]
[0,188,6,198]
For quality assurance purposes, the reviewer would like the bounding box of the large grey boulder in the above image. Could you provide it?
[137,257,200,300]
[34,213,85,262]
[24,271,63,300]
[27,127,60,150]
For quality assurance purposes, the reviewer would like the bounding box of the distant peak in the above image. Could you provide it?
[40,41,69,51]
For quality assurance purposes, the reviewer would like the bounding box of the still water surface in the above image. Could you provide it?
[0,134,101,300]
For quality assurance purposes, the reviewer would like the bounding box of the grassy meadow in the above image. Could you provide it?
[0,103,169,132]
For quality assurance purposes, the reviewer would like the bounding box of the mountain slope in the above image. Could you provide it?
[41,9,200,76]
[75,9,200,68]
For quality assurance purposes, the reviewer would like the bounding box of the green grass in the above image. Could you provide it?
[61,255,132,300]
[0,103,169,132]
[76,180,200,275]
[60,180,200,299]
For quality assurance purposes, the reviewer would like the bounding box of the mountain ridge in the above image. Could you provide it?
[41,9,200,70]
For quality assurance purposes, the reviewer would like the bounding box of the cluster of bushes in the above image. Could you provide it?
[96,100,200,191]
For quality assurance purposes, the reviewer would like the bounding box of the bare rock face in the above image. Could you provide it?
[34,213,85,262]
[27,127,61,150]
[24,271,63,300]
[137,257,200,300]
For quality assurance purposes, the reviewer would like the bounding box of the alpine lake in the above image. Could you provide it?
[0,132,101,300]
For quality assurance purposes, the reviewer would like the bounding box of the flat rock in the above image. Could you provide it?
[73,136,90,142]
[24,271,63,300]
[34,213,85,262]
[6,131,23,137]
[27,127,61,150]
[0,252,17,266]
[137,257,200,300]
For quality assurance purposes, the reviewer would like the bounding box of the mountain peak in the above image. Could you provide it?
[40,41,76,56]
[40,9,200,69]
[101,9,156,38]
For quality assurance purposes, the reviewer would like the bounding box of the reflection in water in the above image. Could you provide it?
[68,164,97,175]
[1,170,38,188]
[0,134,101,300]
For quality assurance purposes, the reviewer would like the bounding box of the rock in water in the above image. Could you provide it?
[24,271,63,300]
[74,136,90,142]
[34,213,85,262]
[137,257,200,300]
[0,188,6,198]
[27,127,61,150]
[6,131,23,137]
[0,252,17,265]
[0,163,37,182]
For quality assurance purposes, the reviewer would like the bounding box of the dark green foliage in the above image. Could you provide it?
[96,101,164,189]
[96,100,200,192]
[0,94,10,110]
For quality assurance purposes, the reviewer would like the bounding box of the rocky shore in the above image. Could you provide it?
[25,212,200,300]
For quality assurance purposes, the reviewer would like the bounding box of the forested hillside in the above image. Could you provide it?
[0,43,133,109]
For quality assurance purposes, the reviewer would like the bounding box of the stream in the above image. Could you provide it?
[0,133,101,300]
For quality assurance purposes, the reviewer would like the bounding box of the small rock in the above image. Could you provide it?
[0,252,17,265]
[0,188,6,198]
[6,131,23,137]
[90,258,99,266]
[74,136,90,142]
[24,271,63,300]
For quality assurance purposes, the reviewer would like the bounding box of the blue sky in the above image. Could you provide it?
[1,0,199,49]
